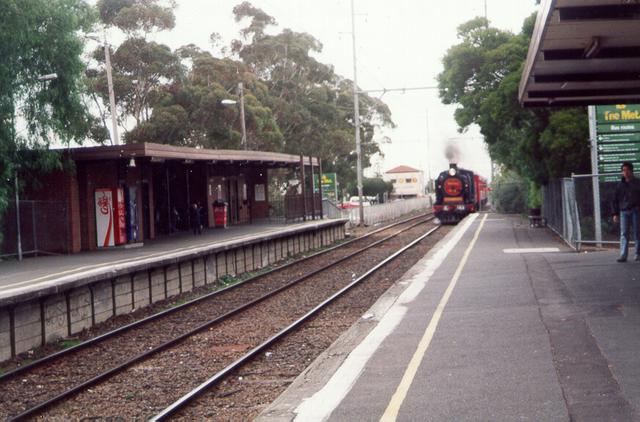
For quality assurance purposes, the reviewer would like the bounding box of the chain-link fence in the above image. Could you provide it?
[268,194,323,223]
[572,174,621,247]
[543,175,624,250]
[1,200,70,258]
[542,178,581,248]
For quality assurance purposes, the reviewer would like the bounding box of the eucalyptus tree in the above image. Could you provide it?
[125,45,283,150]
[87,0,182,137]
[231,2,394,185]
[0,0,95,228]
[437,15,589,185]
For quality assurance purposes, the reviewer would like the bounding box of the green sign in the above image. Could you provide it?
[313,173,338,200]
[597,133,640,143]
[598,161,640,173]
[597,142,640,153]
[599,174,622,183]
[596,104,640,124]
[598,152,640,163]
[597,123,640,133]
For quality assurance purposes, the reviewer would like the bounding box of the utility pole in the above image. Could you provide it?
[238,82,247,150]
[351,0,364,226]
[484,0,489,25]
[103,33,119,145]
[425,109,432,193]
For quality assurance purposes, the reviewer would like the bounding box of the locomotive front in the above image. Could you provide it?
[433,164,475,224]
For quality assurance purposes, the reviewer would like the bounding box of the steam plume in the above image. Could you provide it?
[444,141,461,163]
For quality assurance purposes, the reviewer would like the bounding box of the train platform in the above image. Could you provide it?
[259,213,640,421]
[0,219,343,305]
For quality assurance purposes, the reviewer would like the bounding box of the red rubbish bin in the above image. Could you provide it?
[213,200,228,228]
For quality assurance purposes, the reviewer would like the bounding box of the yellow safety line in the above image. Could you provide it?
[380,213,488,422]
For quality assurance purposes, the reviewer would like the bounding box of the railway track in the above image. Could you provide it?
[154,223,441,421]
[1,213,435,420]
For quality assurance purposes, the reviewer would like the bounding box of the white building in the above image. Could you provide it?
[383,165,425,199]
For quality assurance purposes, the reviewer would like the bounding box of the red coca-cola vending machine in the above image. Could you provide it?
[95,188,127,248]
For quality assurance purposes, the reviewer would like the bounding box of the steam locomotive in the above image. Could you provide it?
[433,164,488,224]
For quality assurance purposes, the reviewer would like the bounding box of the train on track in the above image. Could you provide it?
[433,163,488,224]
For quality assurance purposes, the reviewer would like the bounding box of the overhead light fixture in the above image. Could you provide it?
[128,157,136,168]
[184,159,194,164]
[37,73,58,81]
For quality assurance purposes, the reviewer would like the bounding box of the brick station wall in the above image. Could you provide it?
[0,223,346,362]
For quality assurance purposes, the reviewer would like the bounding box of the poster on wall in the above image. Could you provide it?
[114,188,126,245]
[255,184,266,201]
[95,189,115,247]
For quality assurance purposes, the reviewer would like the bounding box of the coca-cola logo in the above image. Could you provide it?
[97,194,110,215]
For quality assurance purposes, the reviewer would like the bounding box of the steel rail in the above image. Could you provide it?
[8,216,436,421]
[0,212,431,383]
[152,224,441,421]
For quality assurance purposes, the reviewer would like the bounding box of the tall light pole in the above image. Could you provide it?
[221,90,247,150]
[86,33,119,145]
[103,35,119,145]
[351,0,364,226]
[238,82,247,150]
[12,105,21,262]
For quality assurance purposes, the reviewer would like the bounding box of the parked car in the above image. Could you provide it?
[340,196,372,209]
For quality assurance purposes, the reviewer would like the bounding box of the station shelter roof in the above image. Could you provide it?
[60,142,319,166]
[519,0,640,107]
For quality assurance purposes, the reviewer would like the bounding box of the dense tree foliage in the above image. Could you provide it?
[490,170,527,214]
[88,0,180,139]
[437,16,590,185]
[360,178,394,200]
[1,0,95,225]
[126,45,283,150]
[121,1,394,185]
[2,0,395,235]
[230,2,394,184]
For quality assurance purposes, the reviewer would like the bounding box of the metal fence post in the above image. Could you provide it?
[588,105,603,247]
[15,174,22,261]
[32,201,38,255]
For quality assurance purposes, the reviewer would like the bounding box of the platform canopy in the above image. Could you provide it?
[61,142,319,166]
[519,0,640,107]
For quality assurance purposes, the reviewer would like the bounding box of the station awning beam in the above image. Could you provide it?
[520,0,640,107]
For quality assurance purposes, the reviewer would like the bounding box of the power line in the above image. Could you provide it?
[358,86,438,94]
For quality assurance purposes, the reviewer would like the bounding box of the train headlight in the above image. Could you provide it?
[456,205,466,211]
[448,168,457,176]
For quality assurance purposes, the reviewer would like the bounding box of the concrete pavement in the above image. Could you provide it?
[258,213,640,421]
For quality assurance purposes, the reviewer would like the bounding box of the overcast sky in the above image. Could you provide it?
[135,0,538,180]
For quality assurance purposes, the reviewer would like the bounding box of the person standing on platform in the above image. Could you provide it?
[612,162,640,262]
[190,202,202,235]
[170,206,180,234]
